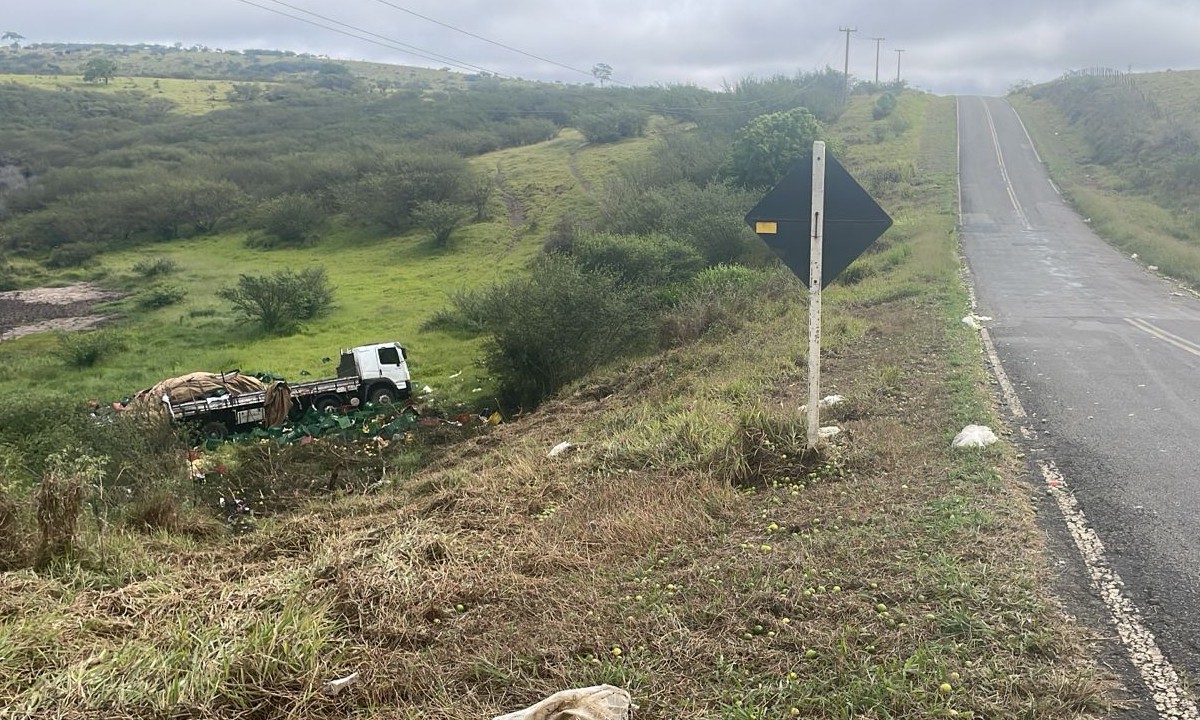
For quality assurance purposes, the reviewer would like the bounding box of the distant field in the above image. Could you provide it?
[0,72,246,113]
[0,125,661,403]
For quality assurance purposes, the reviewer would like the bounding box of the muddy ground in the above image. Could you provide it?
[0,284,122,341]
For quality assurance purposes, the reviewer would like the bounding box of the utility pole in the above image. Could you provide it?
[839,26,857,100]
[894,49,906,85]
[869,37,885,85]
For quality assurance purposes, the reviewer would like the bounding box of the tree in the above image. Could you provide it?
[2,31,24,49]
[592,63,613,87]
[412,200,470,247]
[82,58,118,85]
[216,267,335,334]
[724,107,824,188]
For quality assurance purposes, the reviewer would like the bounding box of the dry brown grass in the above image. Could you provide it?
[0,93,1119,719]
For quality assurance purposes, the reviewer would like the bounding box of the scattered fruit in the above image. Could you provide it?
[939,683,953,693]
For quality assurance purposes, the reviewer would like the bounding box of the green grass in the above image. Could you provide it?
[0,123,666,403]
[0,72,247,114]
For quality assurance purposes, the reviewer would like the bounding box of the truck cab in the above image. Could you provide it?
[336,341,412,405]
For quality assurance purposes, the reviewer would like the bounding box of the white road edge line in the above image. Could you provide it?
[960,97,1200,720]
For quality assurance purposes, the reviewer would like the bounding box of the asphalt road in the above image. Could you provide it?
[957,97,1200,689]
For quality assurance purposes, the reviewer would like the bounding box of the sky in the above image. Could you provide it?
[3,0,1199,95]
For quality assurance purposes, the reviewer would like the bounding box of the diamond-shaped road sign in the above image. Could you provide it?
[745,152,892,288]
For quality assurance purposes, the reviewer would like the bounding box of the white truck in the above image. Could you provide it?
[164,341,413,439]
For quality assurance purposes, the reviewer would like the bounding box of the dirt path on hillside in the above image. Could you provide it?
[494,163,526,247]
[0,283,122,341]
[567,148,594,199]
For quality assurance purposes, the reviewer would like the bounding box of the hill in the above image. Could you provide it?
[0,45,1117,719]
[1010,68,1200,287]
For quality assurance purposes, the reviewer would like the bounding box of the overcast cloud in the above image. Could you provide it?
[4,0,1199,95]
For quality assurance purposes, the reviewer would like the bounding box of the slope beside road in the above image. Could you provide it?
[958,95,1200,718]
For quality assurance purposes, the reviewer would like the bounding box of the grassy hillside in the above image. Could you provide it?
[0,123,660,401]
[0,88,1118,719]
[1010,69,1200,287]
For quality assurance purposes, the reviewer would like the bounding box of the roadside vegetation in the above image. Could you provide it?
[0,44,1118,718]
[1010,69,1200,287]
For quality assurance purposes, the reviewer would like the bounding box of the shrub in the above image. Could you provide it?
[217,266,335,334]
[659,265,797,346]
[45,242,98,268]
[253,193,326,247]
[132,256,178,277]
[575,108,650,144]
[872,92,898,120]
[412,200,470,247]
[135,284,186,309]
[571,232,705,287]
[53,330,126,368]
[466,254,653,407]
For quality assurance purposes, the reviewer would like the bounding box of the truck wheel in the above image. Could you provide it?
[313,395,341,413]
[201,421,228,441]
[368,385,396,405]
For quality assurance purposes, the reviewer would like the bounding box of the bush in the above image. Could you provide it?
[575,108,650,144]
[465,254,653,407]
[659,265,797,346]
[253,193,326,247]
[135,284,186,309]
[571,232,705,287]
[132,256,178,277]
[412,200,470,247]
[216,266,335,334]
[872,92,898,120]
[53,329,126,368]
[45,242,98,268]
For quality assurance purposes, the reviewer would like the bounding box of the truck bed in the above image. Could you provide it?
[167,377,362,421]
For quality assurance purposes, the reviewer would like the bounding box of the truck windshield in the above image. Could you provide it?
[377,346,401,365]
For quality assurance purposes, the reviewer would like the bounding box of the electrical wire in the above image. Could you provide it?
[232,0,507,78]
[368,0,619,84]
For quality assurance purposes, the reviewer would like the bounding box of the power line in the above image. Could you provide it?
[370,0,618,84]
[232,0,506,78]
[261,0,500,76]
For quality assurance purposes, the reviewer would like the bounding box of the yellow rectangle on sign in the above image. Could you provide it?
[755,221,778,234]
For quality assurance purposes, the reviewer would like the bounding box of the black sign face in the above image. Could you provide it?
[744,153,893,288]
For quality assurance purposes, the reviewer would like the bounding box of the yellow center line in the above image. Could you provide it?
[1125,317,1200,358]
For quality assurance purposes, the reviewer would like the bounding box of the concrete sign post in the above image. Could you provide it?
[806,142,826,450]
[745,142,893,449]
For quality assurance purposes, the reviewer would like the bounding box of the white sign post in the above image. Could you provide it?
[806,141,826,451]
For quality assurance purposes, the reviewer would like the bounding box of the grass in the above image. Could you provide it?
[0,91,1118,719]
[0,72,247,114]
[0,123,655,405]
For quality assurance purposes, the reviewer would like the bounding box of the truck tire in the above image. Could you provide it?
[368,385,397,406]
[200,420,228,441]
[313,394,341,413]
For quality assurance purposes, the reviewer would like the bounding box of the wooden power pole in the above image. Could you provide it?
[839,26,857,100]
[869,37,885,84]
[894,48,906,85]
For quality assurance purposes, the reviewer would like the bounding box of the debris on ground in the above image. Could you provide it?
[321,672,360,697]
[961,314,992,330]
[818,426,842,440]
[799,395,847,413]
[493,685,633,720]
[952,424,998,448]
[547,441,575,457]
